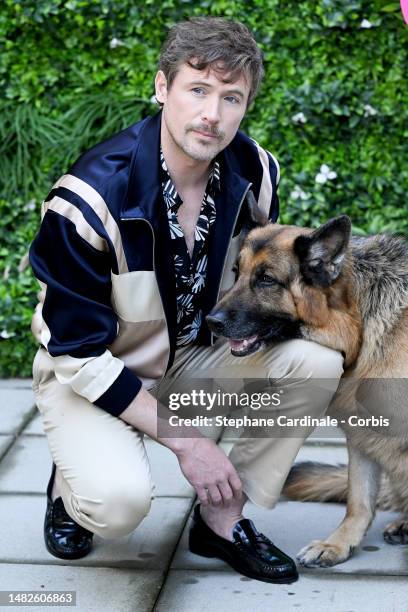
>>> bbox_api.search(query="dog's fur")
[207,205,408,567]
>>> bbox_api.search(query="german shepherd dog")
[206,200,408,567]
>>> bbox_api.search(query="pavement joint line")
[0,437,16,462]
[19,433,46,438]
[151,497,197,612]
[157,564,408,578]
[0,406,37,462]
[0,558,405,578]
[0,492,195,499]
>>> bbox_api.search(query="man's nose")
[201,97,221,125]
[206,309,229,335]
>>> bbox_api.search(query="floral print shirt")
[160,147,219,347]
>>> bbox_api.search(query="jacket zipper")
[211,182,252,344]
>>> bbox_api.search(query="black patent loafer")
[44,463,93,560]
[188,504,298,584]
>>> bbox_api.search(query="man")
[29,16,343,584]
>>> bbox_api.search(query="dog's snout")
[206,310,229,335]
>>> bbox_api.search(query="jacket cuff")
[93,366,142,416]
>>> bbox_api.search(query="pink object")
[401,0,408,25]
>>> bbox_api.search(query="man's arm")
[119,387,242,506]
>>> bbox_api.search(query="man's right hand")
[119,387,242,505]
[173,437,243,506]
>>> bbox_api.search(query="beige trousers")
[32,338,343,539]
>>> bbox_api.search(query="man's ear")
[154,70,168,105]
[240,190,269,241]
[294,215,351,287]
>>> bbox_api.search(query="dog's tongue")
[229,336,258,351]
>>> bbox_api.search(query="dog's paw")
[296,540,353,567]
[383,519,408,545]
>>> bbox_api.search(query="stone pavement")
[1,379,407,612]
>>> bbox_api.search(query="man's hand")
[119,387,242,505]
[174,437,243,506]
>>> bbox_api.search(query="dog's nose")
[206,310,228,335]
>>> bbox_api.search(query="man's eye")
[192,87,205,95]
[225,96,240,104]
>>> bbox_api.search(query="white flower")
[0,329,15,339]
[360,19,373,28]
[315,164,337,184]
[109,37,125,49]
[291,112,307,124]
[290,186,310,200]
[24,199,36,211]
[363,104,378,117]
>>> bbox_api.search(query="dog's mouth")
[228,335,262,356]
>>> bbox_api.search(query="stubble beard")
[168,120,227,162]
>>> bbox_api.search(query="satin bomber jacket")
[29,111,280,417]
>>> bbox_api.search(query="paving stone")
[0,563,163,612]
[0,378,33,389]
[171,500,406,576]
[23,413,45,435]
[0,388,36,434]
[0,495,192,569]
[0,435,193,498]
[0,435,14,460]
[155,570,408,612]
[145,439,194,498]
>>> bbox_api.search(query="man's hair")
[158,17,264,107]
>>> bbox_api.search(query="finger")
[217,480,234,506]
[228,473,243,499]
[196,486,210,506]
[207,485,222,506]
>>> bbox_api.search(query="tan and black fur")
[207,206,408,567]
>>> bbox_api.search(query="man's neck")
[160,122,211,194]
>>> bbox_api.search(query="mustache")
[187,124,225,140]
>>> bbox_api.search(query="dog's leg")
[296,444,381,567]
[383,477,408,544]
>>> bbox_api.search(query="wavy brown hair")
[158,17,264,107]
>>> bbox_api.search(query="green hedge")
[1,0,407,376]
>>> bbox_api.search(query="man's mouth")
[228,335,262,356]
[193,129,218,139]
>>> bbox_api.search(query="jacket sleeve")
[29,199,142,417]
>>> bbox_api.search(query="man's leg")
[166,338,343,538]
[33,348,153,541]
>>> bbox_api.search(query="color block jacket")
[29,111,280,417]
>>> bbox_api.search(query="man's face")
[155,62,250,162]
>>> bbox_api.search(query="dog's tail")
[282,461,399,511]
[283,462,348,503]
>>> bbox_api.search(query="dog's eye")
[232,264,239,278]
[259,273,277,286]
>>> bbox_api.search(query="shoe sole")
[189,539,298,584]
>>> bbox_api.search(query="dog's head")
[206,206,352,356]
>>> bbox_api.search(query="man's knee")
[72,478,152,539]
[270,339,344,380]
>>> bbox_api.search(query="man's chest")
[176,192,205,257]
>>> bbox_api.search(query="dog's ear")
[240,190,269,240]
[294,215,351,287]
